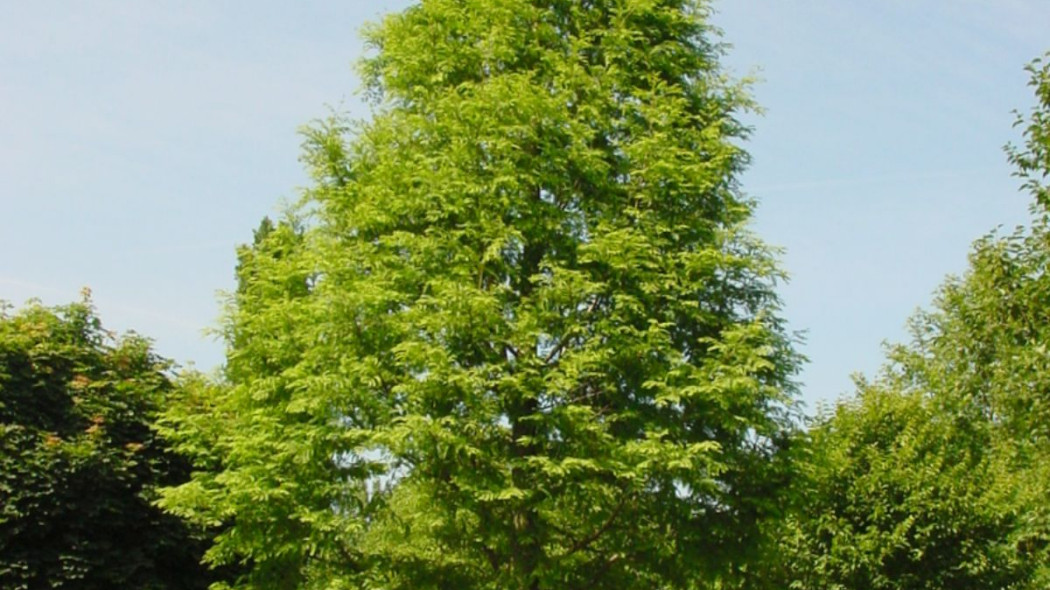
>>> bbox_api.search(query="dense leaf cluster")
[0,299,216,589]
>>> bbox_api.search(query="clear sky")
[2,1,1047,411]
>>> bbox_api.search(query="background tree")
[0,297,217,589]
[768,384,1039,590]
[767,55,1050,590]
[162,1,802,588]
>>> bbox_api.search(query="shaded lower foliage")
[0,298,223,589]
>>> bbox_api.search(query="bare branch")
[559,491,631,559]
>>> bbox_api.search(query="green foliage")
[162,1,801,588]
[0,298,217,589]
[768,55,1050,590]
[772,387,1036,590]
[1008,53,1050,212]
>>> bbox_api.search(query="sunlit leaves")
[162,1,801,588]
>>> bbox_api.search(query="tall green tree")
[162,1,801,588]
[0,298,217,589]
[768,55,1050,590]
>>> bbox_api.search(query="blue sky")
[2,1,1047,410]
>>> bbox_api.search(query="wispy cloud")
[747,166,1006,195]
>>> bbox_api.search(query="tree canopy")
[0,298,217,589]
[161,1,802,588]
